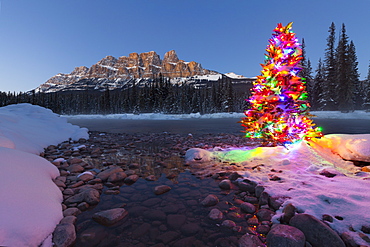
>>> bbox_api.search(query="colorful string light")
[240,22,322,146]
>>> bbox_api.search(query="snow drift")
[0,103,88,246]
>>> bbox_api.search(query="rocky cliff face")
[38,50,217,92]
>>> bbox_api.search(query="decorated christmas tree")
[240,22,322,146]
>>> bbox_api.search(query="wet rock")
[219,179,232,190]
[77,202,89,211]
[53,223,76,247]
[92,208,128,226]
[108,171,127,183]
[132,222,151,239]
[322,214,334,223]
[124,174,139,184]
[257,224,271,235]
[228,172,241,181]
[128,163,140,169]
[78,172,94,182]
[54,179,66,188]
[96,166,124,181]
[142,198,162,207]
[255,185,265,197]
[68,158,83,165]
[145,175,157,181]
[144,209,167,221]
[243,196,258,204]
[76,225,107,246]
[60,216,77,225]
[173,236,196,247]
[154,185,171,195]
[104,189,120,195]
[269,196,284,210]
[238,181,255,193]
[259,191,270,205]
[167,214,186,230]
[63,207,81,217]
[68,164,84,173]
[200,194,219,207]
[156,231,180,244]
[64,188,100,205]
[180,223,201,236]
[341,232,359,247]
[266,224,305,247]
[289,214,345,247]
[240,202,256,214]
[361,225,370,234]
[247,217,259,226]
[239,233,265,247]
[221,220,236,229]
[208,208,223,221]
[281,203,296,224]
[256,208,275,221]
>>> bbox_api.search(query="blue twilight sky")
[0,0,369,92]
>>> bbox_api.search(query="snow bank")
[0,103,89,154]
[0,104,89,246]
[64,110,370,120]
[185,134,370,241]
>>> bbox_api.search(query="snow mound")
[0,104,89,246]
[0,103,89,154]
[0,148,62,246]
[185,134,370,241]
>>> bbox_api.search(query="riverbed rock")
[65,188,100,205]
[240,202,256,214]
[218,179,232,190]
[289,214,345,247]
[239,233,265,247]
[63,207,81,217]
[96,166,124,181]
[167,214,186,229]
[256,208,275,221]
[124,174,139,184]
[107,171,127,183]
[92,208,128,226]
[154,185,171,195]
[208,208,223,221]
[53,223,76,247]
[266,224,305,247]
[200,194,219,206]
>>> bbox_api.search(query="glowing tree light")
[240,22,322,146]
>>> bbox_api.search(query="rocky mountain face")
[37,50,217,93]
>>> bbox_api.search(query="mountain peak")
[37,50,218,93]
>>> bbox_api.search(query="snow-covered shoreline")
[63,110,370,120]
[0,104,88,246]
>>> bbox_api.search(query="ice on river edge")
[0,103,88,246]
[185,134,370,245]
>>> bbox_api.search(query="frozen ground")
[0,104,88,246]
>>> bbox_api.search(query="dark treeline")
[0,75,251,115]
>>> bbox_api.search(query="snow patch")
[185,134,370,240]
